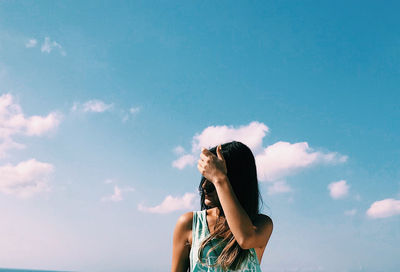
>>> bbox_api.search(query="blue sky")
[0,1,399,271]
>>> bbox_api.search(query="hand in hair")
[197,145,227,184]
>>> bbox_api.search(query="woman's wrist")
[213,174,229,186]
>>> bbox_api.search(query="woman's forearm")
[214,175,255,247]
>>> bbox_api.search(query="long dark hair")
[197,141,264,270]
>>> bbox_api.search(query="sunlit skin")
[202,181,220,208]
[171,145,273,272]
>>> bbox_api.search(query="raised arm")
[197,145,273,250]
[213,176,273,249]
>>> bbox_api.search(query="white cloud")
[83,100,113,113]
[72,100,141,124]
[267,180,292,195]
[172,154,196,169]
[172,121,268,170]
[101,186,123,202]
[25,112,62,136]
[0,93,62,158]
[344,209,357,216]
[0,158,54,198]
[121,106,141,122]
[41,37,66,56]
[256,142,347,182]
[71,100,113,113]
[129,107,140,114]
[191,121,268,154]
[138,192,196,214]
[172,121,347,195]
[101,185,135,202]
[328,180,349,199]
[366,198,400,219]
[0,138,25,158]
[25,39,37,48]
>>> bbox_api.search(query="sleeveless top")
[189,210,262,272]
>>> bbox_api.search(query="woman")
[172,141,273,271]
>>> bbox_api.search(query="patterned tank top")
[189,210,262,272]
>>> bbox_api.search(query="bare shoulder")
[254,213,273,229]
[178,212,193,228]
[173,211,194,246]
[174,211,194,233]
[249,214,273,254]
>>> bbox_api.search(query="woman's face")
[202,180,220,208]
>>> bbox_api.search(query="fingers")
[199,146,225,169]
[200,146,220,160]
[197,159,205,168]
[197,161,205,175]
[216,145,225,161]
[200,152,208,161]
[201,147,214,156]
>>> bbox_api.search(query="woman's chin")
[204,199,215,207]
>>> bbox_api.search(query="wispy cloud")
[71,99,113,113]
[25,39,37,48]
[83,100,113,113]
[172,121,347,195]
[26,37,65,56]
[129,107,140,114]
[266,180,292,195]
[366,198,400,219]
[122,106,141,122]
[0,158,54,198]
[138,192,196,214]
[0,138,25,159]
[101,186,122,202]
[328,180,349,199]
[171,146,193,169]
[41,37,66,56]
[0,93,62,158]
[256,141,347,182]
[101,185,135,202]
[72,100,141,124]
[172,154,196,170]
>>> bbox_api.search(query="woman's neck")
[210,206,223,218]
